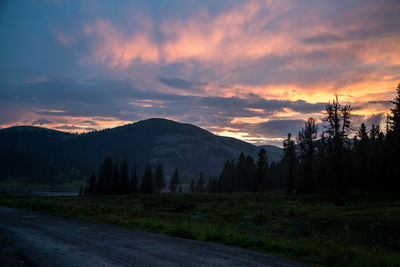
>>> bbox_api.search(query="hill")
[0,118,282,184]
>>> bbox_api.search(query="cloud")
[1,0,399,145]
[302,33,344,44]
[83,20,159,67]
[54,125,97,131]
[158,77,207,92]
[32,118,52,125]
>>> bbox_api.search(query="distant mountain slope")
[0,118,282,183]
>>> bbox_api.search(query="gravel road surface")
[0,206,306,266]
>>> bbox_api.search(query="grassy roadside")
[1,192,399,266]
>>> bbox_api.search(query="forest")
[82,83,400,197]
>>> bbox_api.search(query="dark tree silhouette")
[112,157,120,194]
[254,148,268,193]
[196,172,205,192]
[388,83,400,135]
[97,157,113,194]
[353,123,369,188]
[139,163,153,193]
[297,118,318,194]
[154,164,166,193]
[88,172,96,195]
[220,160,235,193]
[169,168,180,193]
[129,165,139,193]
[119,154,129,194]
[282,133,296,195]
[323,96,352,194]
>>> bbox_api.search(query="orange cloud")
[84,20,159,67]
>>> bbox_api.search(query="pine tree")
[119,154,129,194]
[243,155,256,191]
[112,157,120,194]
[235,152,246,192]
[323,96,352,194]
[129,165,139,193]
[297,118,318,194]
[387,83,400,191]
[154,164,166,193]
[97,157,113,195]
[139,163,153,193]
[219,160,235,193]
[169,168,180,193]
[196,172,204,193]
[388,83,400,135]
[354,123,369,189]
[88,172,96,195]
[254,148,268,193]
[282,133,296,195]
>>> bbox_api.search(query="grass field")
[1,192,399,266]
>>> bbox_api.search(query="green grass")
[0,177,82,191]
[1,192,400,266]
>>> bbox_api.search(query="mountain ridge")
[0,118,282,183]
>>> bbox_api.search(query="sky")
[1,0,399,146]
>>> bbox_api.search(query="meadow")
[1,192,399,266]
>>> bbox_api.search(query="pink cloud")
[84,20,159,67]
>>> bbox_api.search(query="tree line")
[279,83,400,195]
[79,154,182,195]
[81,83,400,196]
[189,83,400,195]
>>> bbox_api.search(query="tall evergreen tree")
[388,83,400,135]
[154,164,166,193]
[169,168,180,193]
[139,163,153,193]
[129,165,139,193]
[297,118,318,194]
[323,96,352,194]
[119,154,129,194]
[220,160,235,193]
[254,148,268,193]
[353,123,369,188]
[387,83,400,191]
[112,157,120,194]
[235,152,246,192]
[282,133,296,195]
[243,155,256,191]
[196,172,205,193]
[88,172,96,195]
[97,157,113,195]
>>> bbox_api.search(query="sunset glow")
[1,0,399,145]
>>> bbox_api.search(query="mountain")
[0,118,282,183]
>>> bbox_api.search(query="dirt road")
[0,206,306,266]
